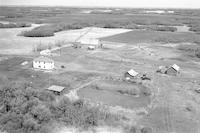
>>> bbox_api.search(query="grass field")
[78,80,151,109]
[101,30,200,44]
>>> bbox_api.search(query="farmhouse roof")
[171,64,180,71]
[46,85,65,92]
[88,45,95,49]
[34,56,54,63]
[127,69,139,77]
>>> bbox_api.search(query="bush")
[38,90,55,102]
[195,48,200,58]
[148,26,177,32]
[103,23,120,28]
[31,104,52,123]
[0,112,24,133]
[117,88,140,96]
[21,22,85,37]
[21,28,54,37]
[141,87,151,96]
[141,127,152,133]
[189,24,200,32]
[128,126,137,133]
[16,23,31,27]
[23,115,40,132]
[34,43,48,52]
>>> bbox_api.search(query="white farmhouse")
[33,56,54,70]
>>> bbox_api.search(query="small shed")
[88,45,95,50]
[46,85,65,95]
[165,64,180,75]
[125,69,139,80]
[40,49,51,56]
[33,56,54,70]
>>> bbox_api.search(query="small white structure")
[128,69,139,77]
[167,11,174,14]
[165,64,180,75]
[171,64,180,71]
[46,85,65,95]
[78,38,99,45]
[88,45,95,50]
[21,61,28,66]
[33,56,54,70]
[125,69,139,80]
[145,10,165,14]
[40,49,51,56]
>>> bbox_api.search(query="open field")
[101,30,200,44]
[78,80,151,109]
[1,36,200,133]
[0,6,200,133]
[52,35,200,133]
[0,24,130,54]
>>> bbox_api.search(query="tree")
[23,114,40,132]
[31,104,52,124]
[195,48,200,58]
[141,127,152,133]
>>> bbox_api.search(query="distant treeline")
[20,23,86,37]
[21,21,178,37]
[0,22,31,28]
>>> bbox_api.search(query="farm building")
[157,66,168,74]
[78,38,99,45]
[33,56,54,70]
[46,85,65,95]
[40,49,51,56]
[88,45,95,50]
[165,64,180,75]
[125,69,139,80]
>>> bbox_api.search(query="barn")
[165,64,180,75]
[124,69,139,80]
[33,56,54,70]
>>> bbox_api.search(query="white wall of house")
[33,61,54,70]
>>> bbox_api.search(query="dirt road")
[65,78,100,101]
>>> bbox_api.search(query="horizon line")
[0,5,200,10]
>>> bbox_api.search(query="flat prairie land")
[78,80,151,109]
[101,30,200,44]
[0,25,130,54]
[0,7,200,133]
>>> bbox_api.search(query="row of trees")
[21,20,178,37]
[0,23,31,28]
[21,23,87,37]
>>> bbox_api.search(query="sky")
[0,0,200,8]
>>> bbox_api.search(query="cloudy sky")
[0,0,200,8]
